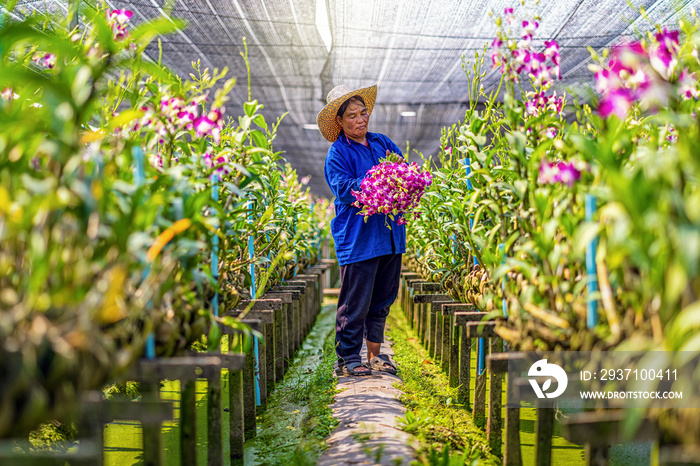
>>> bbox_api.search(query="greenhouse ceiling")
[8,0,694,197]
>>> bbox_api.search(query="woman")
[317,84,405,376]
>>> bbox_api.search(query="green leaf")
[244,100,259,117]
[669,301,700,342]
[71,65,93,106]
[573,222,601,256]
[514,179,528,199]
[257,204,274,228]
[207,321,222,351]
[250,129,268,150]
[472,134,487,147]
[220,316,241,329]
[678,333,700,352]
[21,174,57,194]
[665,260,688,309]
[253,114,267,130]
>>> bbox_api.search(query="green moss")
[103,381,141,400]
[247,299,339,465]
[518,404,585,465]
[388,303,586,466]
[102,299,339,466]
[248,334,338,464]
[387,305,500,465]
[28,420,77,452]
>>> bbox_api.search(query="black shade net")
[7,0,693,197]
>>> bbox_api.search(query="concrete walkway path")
[317,337,418,466]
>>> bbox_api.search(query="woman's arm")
[325,153,364,204]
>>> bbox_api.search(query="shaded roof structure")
[8,0,694,197]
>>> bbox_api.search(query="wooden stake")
[458,326,471,408]
[535,403,554,466]
[229,337,245,466]
[207,367,222,466]
[180,380,197,466]
[473,343,488,429]
[486,339,503,457]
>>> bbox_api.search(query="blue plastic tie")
[254,336,261,406]
[248,200,256,298]
[293,213,298,277]
[133,146,145,185]
[478,339,485,375]
[464,157,474,191]
[585,194,599,328]
[464,157,485,374]
[132,146,156,359]
[211,174,219,317]
[500,243,507,318]
[464,158,479,266]
[247,199,261,405]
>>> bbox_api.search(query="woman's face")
[336,100,369,141]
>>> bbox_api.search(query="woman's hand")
[387,149,406,163]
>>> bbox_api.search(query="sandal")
[369,354,397,375]
[336,360,372,377]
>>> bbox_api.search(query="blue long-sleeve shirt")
[324,132,407,265]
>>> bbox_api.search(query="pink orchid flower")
[109,9,133,25]
[598,88,634,119]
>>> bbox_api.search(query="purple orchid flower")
[598,88,634,119]
[538,160,558,184]
[554,162,581,187]
[109,9,133,24]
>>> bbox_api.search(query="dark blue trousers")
[335,253,402,365]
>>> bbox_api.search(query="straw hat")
[316,84,377,142]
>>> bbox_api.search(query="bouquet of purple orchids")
[351,152,432,228]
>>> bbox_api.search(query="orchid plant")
[0,4,332,438]
[406,4,700,447]
[407,6,591,347]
